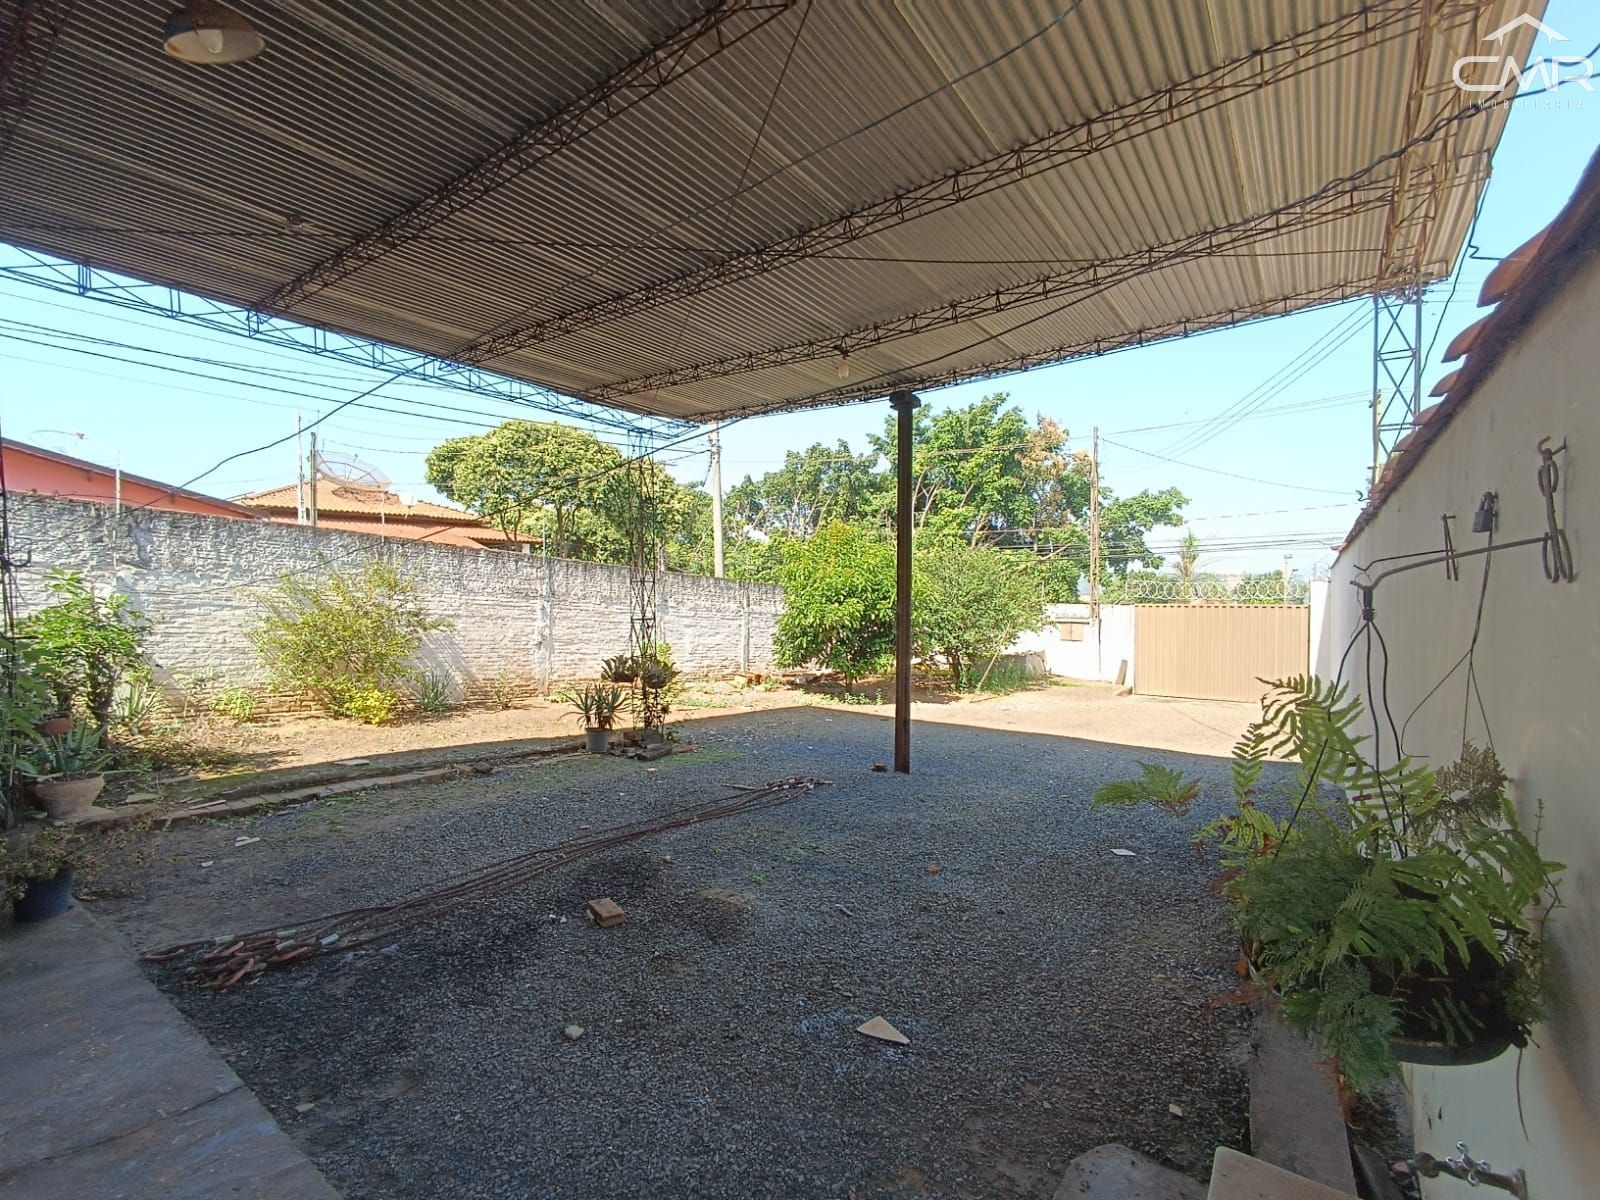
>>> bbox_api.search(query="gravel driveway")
[93,706,1275,1199]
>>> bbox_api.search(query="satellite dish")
[313,450,390,491]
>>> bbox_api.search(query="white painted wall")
[11,495,782,703]
[1010,603,1137,686]
[1322,250,1599,1199]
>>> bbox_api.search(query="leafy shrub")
[775,523,896,682]
[250,562,447,721]
[211,687,258,724]
[1,643,52,822]
[913,539,1041,690]
[329,684,402,726]
[488,671,518,710]
[413,673,455,715]
[19,570,149,724]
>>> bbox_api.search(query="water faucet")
[1413,1143,1528,1199]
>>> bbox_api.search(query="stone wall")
[10,494,782,703]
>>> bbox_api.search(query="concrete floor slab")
[1208,1147,1358,1198]
[1247,1005,1357,1194]
[1053,1143,1206,1200]
[0,907,337,1199]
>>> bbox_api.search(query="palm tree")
[1176,528,1201,602]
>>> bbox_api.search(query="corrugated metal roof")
[0,0,1540,423]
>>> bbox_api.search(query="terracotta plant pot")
[30,774,106,820]
[584,728,612,754]
[13,868,75,922]
[40,715,73,737]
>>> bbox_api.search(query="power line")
[1157,305,1371,459]
[1098,436,1358,496]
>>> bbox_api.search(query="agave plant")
[557,683,629,731]
[18,723,114,781]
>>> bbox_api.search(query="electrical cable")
[1098,436,1356,496]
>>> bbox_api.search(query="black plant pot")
[13,868,74,923]
[1389,1029,1518,1068]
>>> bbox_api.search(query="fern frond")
[1092,762,1200,814]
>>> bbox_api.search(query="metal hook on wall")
[1536,436,1574,583]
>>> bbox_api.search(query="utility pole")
[1088,426,1101,621]
[295,413,306,524]
[1282,554,1293,606]
[307,431,319,529]
[708,421,725,578]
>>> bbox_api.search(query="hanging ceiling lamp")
[163,1,265,65]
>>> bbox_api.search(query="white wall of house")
[11,494,782,703]
[1010,603,1137,686]
[1322,248,1599,1198]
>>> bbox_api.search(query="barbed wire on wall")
[1103,575,1311,605]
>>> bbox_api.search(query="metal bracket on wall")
[1536,437,1574,583]
[1440,513,1459,581]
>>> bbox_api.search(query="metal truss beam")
[459,0,1422,365]
[260,1,793,319]
[0,0,75,163]
[713,280,1375,423]
[1371,291,1422,483]
[591,178,1403,402]
[0,244,687,436]
[1373,0,1483,295]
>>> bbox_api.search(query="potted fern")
[1094,677,1562,1094]
[19,723,114,819]
[559,683,628,753]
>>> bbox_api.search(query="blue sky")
[3,2,1596,575]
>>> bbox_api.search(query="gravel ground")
[91,707,1287,1199]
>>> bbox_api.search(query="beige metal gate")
[1134,605,1310,702]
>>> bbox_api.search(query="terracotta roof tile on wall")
[1478,229,1548,305]
[240,480,488,524]
[1442,315,1486,362]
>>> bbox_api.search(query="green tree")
[726,440,879,540]
[427,421,622,556]
[426,420,708,565]
[1175,528,1202,600]
[773,522,896,682]
[913,539,1042,690]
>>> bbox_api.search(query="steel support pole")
[890,389,920,774]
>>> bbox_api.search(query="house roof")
[0,437,261,517]
[1343,148,1600,546]
[238,480,491,525]
[304,515,528,551]
[0,1,1534,425]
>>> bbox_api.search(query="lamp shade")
[163,1,264,65]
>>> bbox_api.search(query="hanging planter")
[1094,681,1563,1095]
